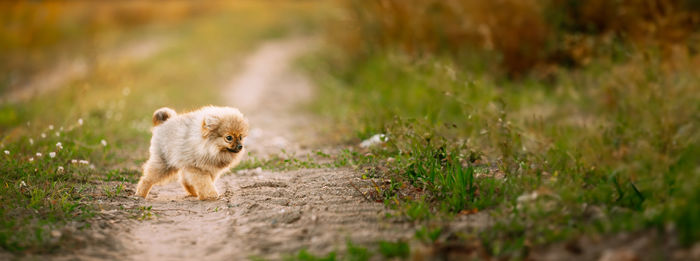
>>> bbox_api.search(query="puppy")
[135,106,249,200]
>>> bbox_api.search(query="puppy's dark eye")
[225,135,233,141]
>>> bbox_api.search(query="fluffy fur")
[135,106,249,200]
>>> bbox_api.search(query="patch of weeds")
[284,249,336,261]
[103,169,139,183]
[103,183,127,198]
[284,240,406,261]
[130,206,154,221]
[233,154,269,170]
[378,240,410,259]
[403,199,433,221]
[415,226,442,244]
[234,149,378,172]
[345,241,371,261]
[235,153,323,172]
[380,122,523,218]
[368,178,402,203]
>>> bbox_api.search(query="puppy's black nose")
[236,144,243,150]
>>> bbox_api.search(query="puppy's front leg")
[184,168,219,200]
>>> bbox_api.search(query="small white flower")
[57,166,64,174]
[3,150,8,155]
[59,126,64,131]
[79,160,89,165]
[28,157,34,162]
[55,132,60,137]
[71,159,78,164]
[41,133,46,138]
[36,152,42,157]
[78,118,84,126]
[56,142,63,150]
[19,180,27,187]
[517,192,539,203]
[89,164,95,170]
[100,140,107,147]
[29,138,34,145]
[49,152,56,158]
[48,125,54,130]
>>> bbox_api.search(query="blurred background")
[2,1,211,97]
[2,0,699,97]
[332,0,700,76]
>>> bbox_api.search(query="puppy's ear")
[201,115,220,137]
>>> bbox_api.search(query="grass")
[305,40,700,258]
[0,1,326,254]
[235,148,378,172]
[282,240,409,261]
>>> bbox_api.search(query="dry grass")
[331,0,700,76]
[0,1,221,93]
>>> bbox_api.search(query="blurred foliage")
[0,1,220,93]
[331,0,700,76]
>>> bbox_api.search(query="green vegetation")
[283,240,409,261]
[0,1,323,254]
[235,149,377,172]
[308,50,700,257]
[306,0,700,258]
[377,240,410,259]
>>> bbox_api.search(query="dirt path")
[59,37,411,260]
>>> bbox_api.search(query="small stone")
[51,230,62,238]
[280,210,302,224]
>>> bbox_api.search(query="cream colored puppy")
[135,106,248,200]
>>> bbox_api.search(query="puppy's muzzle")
[227,143,243,153]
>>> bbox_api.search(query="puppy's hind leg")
[183,168,219,200]
[179,171,198,197]
[135,159,177,198]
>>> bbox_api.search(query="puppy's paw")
[197,191,219,201]
[134,191,148,199]
[198,195,219,201]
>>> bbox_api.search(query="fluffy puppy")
[135,106,249,200]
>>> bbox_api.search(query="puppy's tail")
[152,107,177,126]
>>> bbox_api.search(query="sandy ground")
[45,37,413,261]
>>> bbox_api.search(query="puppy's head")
[201,107,249,155]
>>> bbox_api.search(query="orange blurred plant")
[332,0,700,76]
